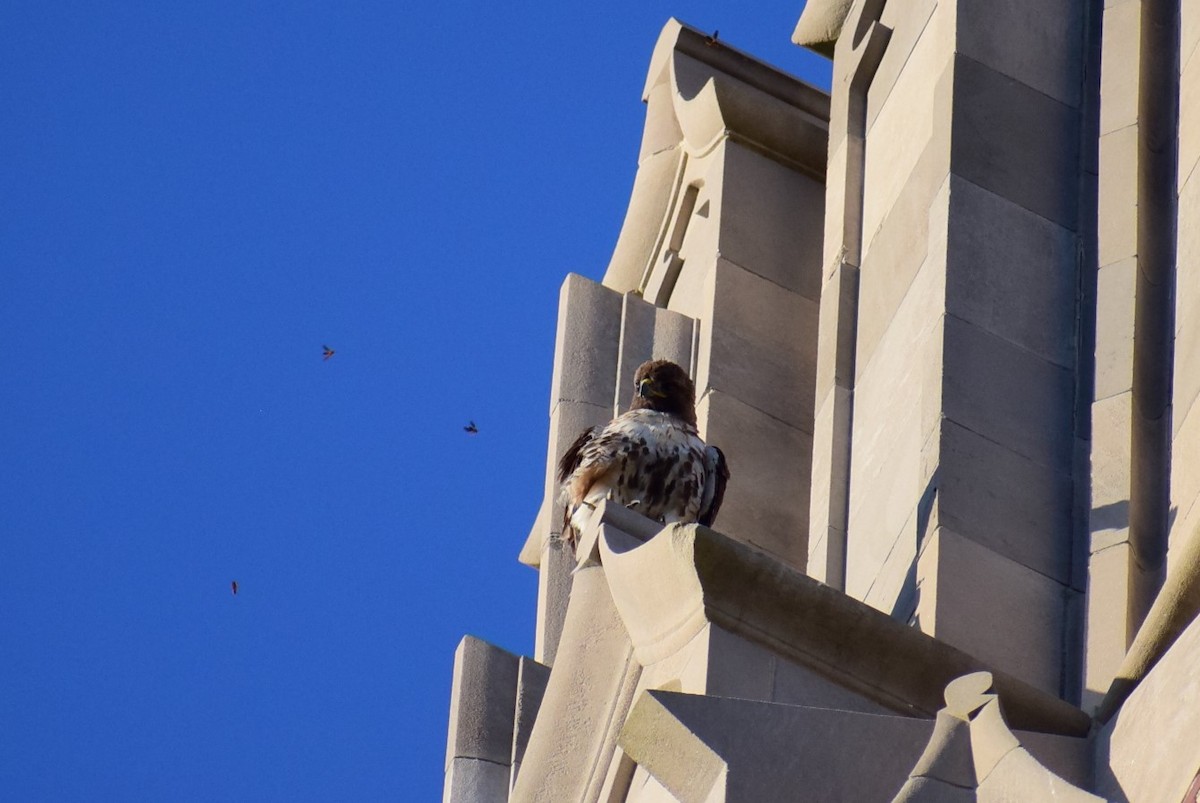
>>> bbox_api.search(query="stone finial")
[892,673,1099,802]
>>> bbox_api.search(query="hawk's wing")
[698,445,730,527]
[556,425,600,485]
[556,425,609,546]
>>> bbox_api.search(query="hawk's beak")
[638,378,664,399]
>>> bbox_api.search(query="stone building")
[444,2,1200,800]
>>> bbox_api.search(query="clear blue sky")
[1,3,830,799]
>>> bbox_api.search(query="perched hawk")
[557,359,730,545]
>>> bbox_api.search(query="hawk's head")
[630,360,697,425]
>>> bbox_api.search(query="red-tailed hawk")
[557,360,730,545]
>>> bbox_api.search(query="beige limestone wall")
[1096,611,1200,802]
[813,0,1091,697]
[1172,0,1200,572]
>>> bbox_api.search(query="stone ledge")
[589,502,1091,736]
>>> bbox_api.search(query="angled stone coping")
[646,18,829,172]
[600,17,830,295]
[791,0,854,56]
[592,507,1091,736]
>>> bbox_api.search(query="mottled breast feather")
[558,408,729,540]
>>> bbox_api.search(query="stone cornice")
[585,502,1092,737]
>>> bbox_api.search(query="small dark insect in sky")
[322,345,335,361]
[704,30,719,46]
[464,421,479,435]
[231,580,238,596]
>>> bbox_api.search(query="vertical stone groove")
[1128,0,1180,634]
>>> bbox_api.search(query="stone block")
[1094,258,1138,401]
[1181,53,1200,193]
[950,55,1080,230]
[975,744,1102,802]
[1169,401,1200,560]
[1185,0,1200,76]
[621,692,935,803]
[807,526,829,579]
[1018,730,1095,792]
[704,258,816,376]
[847,406,924,600]
[814,261,859,405]
[1169,496,1200,575]
[1083,542,1135,712]
[445,636,519,770]
[861,506,922,620]
[867,0,940,132]
[1095,610,1200,803]
[893,777,977,802]
[1091,392,1133,552]
[941,313,1074,471]
[1174,318,1200,439]
[936,420,1073,583]
[444,757,510,803]
[1176,172,1200,338]
[1099,0,1141,136]
[1098,124,1139,267]
[955,0,1085,108]
[548,273,622,414]
[771,651,892,715]
[822,137,850,270]
[847,270,943,605]
[915,527,1066,694]
[664,255,718,325]
[863,11,953,240]
[534,536,574,665]
[944,175,1078,369]
[512,565,640,803]
[644,187,702,309]
[703,624,776,702]
[696,389,811,567]
[1180,248,1200,354]
[509,657,551,791]
[716,142,825,301]
[627,769,682,802]
[808,384,852,582]
[647,625,712,696]
[857,142,951,373]
[696,259,818,432]
[638,80,684,164]
[603,145,687,293]
[852,251,944,460]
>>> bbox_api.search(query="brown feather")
[699,446,730,527]
[557,426,598,485]
[629,360,697,426]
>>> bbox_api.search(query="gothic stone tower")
[443,2,1200,800]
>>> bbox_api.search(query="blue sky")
[1,3,830,799]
